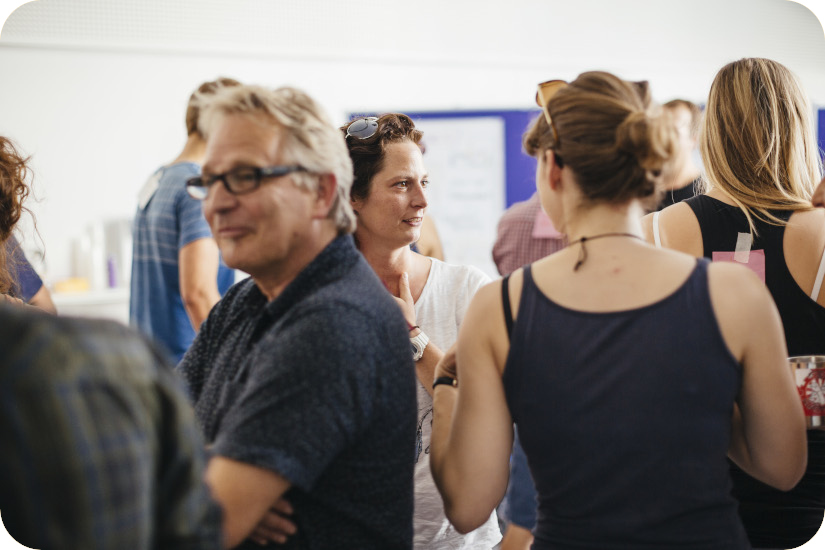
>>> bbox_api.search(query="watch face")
[410,332,428,361]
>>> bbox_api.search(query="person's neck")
[254,225,338,302]
[171,134,207,165]
[664,162,700,191]
[562,201,645,244]
[705,186,737,205]
[357,238,414,297]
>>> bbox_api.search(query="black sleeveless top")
[687,194,825,548]
[685,194,825,356]
[502,262,749,549]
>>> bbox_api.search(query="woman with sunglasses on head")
[642,58,825,549]
[341,114,502,550]
[429,71,806,549]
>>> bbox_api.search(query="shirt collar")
[262,234,360,319]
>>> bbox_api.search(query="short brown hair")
[663,99,702,140]
[340,114,424,202]
[524,71,677,206]
[185,77,241,138]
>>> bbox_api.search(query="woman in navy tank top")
[643,58,825,549]
[429,71,807,549]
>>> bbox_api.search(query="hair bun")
[615,109,675,178]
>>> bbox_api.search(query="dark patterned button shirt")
[178,235,416,550]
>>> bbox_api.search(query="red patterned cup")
[792,356,825,428]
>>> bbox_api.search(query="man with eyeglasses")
[177,84,416,550]
[130,78,240,364]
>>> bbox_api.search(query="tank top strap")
[501,273,513,341]
[689,257,711,293]
[652,211,662,248]
[811,244,825,301]
[502,265,537,342]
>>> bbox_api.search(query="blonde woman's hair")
[198,85,356,235]
[700,58,823,234]
[524,71,677,208]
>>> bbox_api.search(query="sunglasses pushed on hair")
[536,79,567,145]
[346,117,379,140]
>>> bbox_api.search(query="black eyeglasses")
[186,165,308,200]
[346,117,379,140]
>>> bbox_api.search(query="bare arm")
[430,282,513,533]
[710,263,807,490]
[394,271,443,396]
[205,456,292,548]
[179,237,222,331]
[28,285,57,314]
[500,524,534,550]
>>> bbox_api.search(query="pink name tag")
[712,249,766,282]
[532,209,563,239]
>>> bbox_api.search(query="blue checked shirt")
[0,305,221,550]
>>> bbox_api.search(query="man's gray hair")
[198,85,356,235]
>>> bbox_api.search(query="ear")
[547,150,563,191]
[312,173,338,219]
[350,194,361,216]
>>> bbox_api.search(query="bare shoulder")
[785,208,825,254]
[469,268,522,311]
[707,261,777,360]
[785,208,825,248]
[707,261,769,302]
[787,206,825,227]
[464,268,525,331]
[652,202,703,256]
[785,208,825,303]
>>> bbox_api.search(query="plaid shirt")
[0,305,221,550]
[492,193,567,276]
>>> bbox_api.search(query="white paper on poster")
[412,116,506,278]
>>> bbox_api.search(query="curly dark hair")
[340,113,423,201]
[0,137,32,294]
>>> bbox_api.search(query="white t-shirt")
[413,258,501,549]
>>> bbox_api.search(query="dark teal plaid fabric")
[0,305,221,550]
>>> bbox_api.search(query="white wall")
[0,0,823,285]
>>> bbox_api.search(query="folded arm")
[205,455,292,548]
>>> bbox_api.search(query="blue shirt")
[6,236,43,302]
[130,162,234,363]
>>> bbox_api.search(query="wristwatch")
[410,330,429,361]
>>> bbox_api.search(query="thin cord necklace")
[567,232,643,271]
